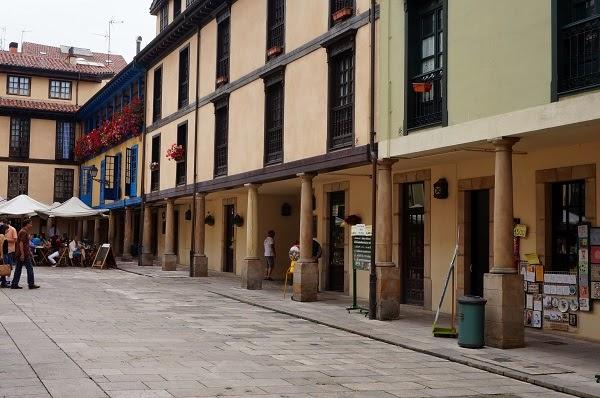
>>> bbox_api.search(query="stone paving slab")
[0,266,582,398]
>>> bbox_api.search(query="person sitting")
[68,236,85,264]
[30,234,42,247]
[47,235,62,267]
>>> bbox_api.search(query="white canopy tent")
[36,197,108,219]
[0,194,50,216]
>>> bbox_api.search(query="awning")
[37,197,108,219]
[0,194,50,216]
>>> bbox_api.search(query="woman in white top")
[263,230,276,281]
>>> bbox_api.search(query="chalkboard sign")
[92,244,116,269]
[351,224,372,271]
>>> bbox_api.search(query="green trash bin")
[458,295,487,348]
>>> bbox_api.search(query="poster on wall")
[578,224,592,310]
[590,227,600,303]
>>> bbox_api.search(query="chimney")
[9,42,18,54]
[136,36,143,55]
[68,47,77,65]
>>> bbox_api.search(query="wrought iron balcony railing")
[559,15,600,94]
[408,68,443,130]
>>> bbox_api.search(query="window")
[125,146,138,197]
[7,166,28,199]
[216,13,230,87]
[213,97,229,177]
[55,121,74,161]
[264,71,284,165]
[80,166,93,206]
[49,80,72,100]
[159,4,169,32]
[551,180,586,271]
[267,0,285,57]
[328,40,354,150]
[407,0,444,129]
[176,123,187,186]
[330,0,354,26]
[153,67,163,122]
[7,75,30,96]
[53,168,74,203]
[558,0,600,93]
[178,47,190,109]
[151,135,161,192]
[174,0,182,17]
[9,117,30,158]
[103,154,121,200]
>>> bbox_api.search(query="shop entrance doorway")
[468,189,490,297]
[402,182,425,305]
[328,191,345,292]
[224,204,235,273]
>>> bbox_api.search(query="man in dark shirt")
[11,219,39,290]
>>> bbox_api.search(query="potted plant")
[412,82,433,93]
[233,214,244,227]
[267,46,283,59]
[205,213,215,226]
[332,6,353,23]
[166,144,185,161]
[216,75,228,87]
[150,162,160,171]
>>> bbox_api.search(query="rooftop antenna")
[107,19,124,64]
[20,29,31,50]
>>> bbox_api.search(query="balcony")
[559,15,600,94]
[407,68,443,130]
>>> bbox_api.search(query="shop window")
[551,180,586,271]
[7,166,28,199]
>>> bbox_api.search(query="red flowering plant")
[75,97,143,160]
[166,143,185,161]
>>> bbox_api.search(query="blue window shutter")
[130,145,138,197]
[115,153,122,200]
[100,160,106,204]
[80,167,92,206]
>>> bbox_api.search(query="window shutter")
[130,145,138,197]
[114,153,122,200]
[100,160,106,204]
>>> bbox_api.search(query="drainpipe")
[368,0,378,320]
[189,26,201,276]
[138,69,148,267]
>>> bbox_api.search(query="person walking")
[11,219,39,290]
[3,219,17,284]
[264,230,276,281]
[0,224,11,288]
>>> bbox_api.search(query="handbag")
[0,264,10,277]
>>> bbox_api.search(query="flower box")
[412,82,433,93]
[216,75,228,87]
[332,6,353,23]
[267,46,283,59]
[166,144,185,161]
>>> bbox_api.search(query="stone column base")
[376,263,400,321]
[483,273,525,348]
[293,261,318,302]
[162,253,177,271]
[191,255,208,277]
[241,257,263,290]
[140,252,154,266]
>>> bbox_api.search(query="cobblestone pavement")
[0,268,579,398]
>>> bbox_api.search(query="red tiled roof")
[0,97,79,114]
[0,42,127,78]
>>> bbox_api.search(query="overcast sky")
[0,0,156,62]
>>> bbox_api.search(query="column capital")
[244,183,261,189]
[488,137,520,150]
[377,159,397,170]
[297,172,317,181]
[195,192,207,199]
[165,197,175,204]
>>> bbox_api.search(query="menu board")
[590,227,600,300]
[351,224,372,271]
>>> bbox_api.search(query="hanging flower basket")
[216,75,228,87]
[205,214,215,226]
[233,214,244,227]
[166,144,185,161]
[343,214,362,226]
[412,82,433,93]
[267,46,283,59]
[150,162,160,171]
[332,6,353,23]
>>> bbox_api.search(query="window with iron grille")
[407,0,444,129]
[174,0,182,17]
[267,0,285,56]
[328,42,354,150]
[159,4,169,32]
[178,47,190,109]
[264,75,284,165]
[558,0,600,93]
[9,117,30,158]
[53,168,74,203]
[7,75,30,96]
[330,0,354,26]
[176,122,187,186]
[213,98,229,177]
[7,166,28,199]
[49,80,72,100]
[55,121,74,161]
[153,67,163,122]
[151,135,161,192]
[216,14,230,86]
